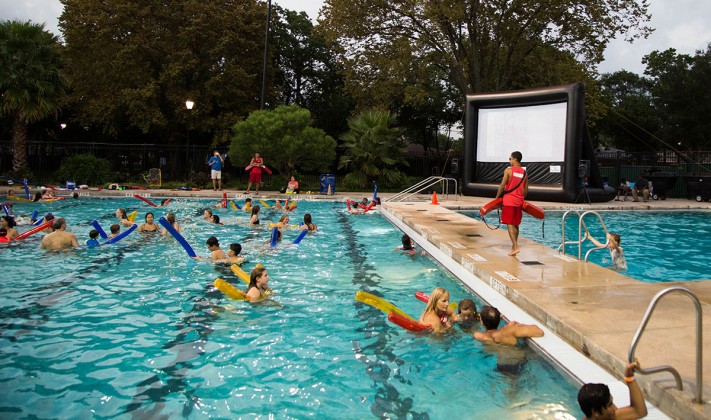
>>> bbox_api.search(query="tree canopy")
[0,20,67,174]
[59,0,266,146]
[320,0,652,98]
[229,105,336,176]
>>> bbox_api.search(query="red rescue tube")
[522,201,545,219]
[387,312,431,332]
[13,220,53,241]
[262,166,272,175]
[346,200,352,211]
[222,192,227,208]
[133,194,157,207]
[363,202,376,213]
[479,198,503,217]
[415,291,429,304]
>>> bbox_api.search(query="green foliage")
[338,109,408,188]
[59,0,265,145]
[229,105,337,175]
[321,0,652,99]
[0,20,67,172]
[54,154,114,185]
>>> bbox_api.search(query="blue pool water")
[1,198,581,418]
[461,210,711,282]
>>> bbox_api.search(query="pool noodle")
[91,220,109,239]
[133,194,157,207]
[32,213,52,226]
[13,220,53,241]
[214,278,248,300]
[259,200,272,208]
[373,182,378,202]
[270,227,279,248]
[2,204,10,216]
[292,229,308,244]
[229,200,241,210]
[157,216,197,257]
[127,211,138,222]
[23,178,30,200]
[30,210,38,221]
[102,224,137,245]
[222,192,227,208]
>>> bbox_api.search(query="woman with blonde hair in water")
[419,287,457,333]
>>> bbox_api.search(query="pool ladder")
[386,176,458,202]
[629,286,704,404]
[557,210,610,261]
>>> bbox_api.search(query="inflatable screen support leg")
[92,220,109,239]
[292,229,308,244]
[270,227,279,248]
[102,223,137,245]
[158,216,197,257]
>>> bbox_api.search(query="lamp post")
[185,100,194,173]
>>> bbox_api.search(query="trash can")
[646,171,677,200]
[684,174,711,202]
[319,173,336,195]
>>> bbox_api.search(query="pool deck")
[41,188,711,419]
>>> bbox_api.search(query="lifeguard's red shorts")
[249,170,262,183]
[501,206,522,226]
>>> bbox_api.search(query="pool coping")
[379,200,711,420]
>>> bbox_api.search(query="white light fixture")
[185,100,194,110]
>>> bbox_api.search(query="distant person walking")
[207,150,224,191]
[246,152,264,194]
[495,151,528,256]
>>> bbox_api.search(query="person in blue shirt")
[86,229,100,247]
[207,150,224,191]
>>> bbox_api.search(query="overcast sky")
[1,0,709,75]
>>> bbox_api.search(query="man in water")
[473,305,543,345]
[40,218,79,251]
[578,360,647,419]
[494,151,528,256]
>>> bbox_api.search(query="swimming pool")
[461,209,711,283]
[1,198,582,418]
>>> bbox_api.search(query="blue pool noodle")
[33,213,52,226]
[30,210,38,221]
[158,216,197,257]
[91,220,108,239]
[292,229,308,244]
[373,181,378,202]
[270,227,279,248]
[23,178,30,200]
[2,204,10,216]
[102,224,137,245]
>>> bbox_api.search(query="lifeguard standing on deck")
[495,151,528,256]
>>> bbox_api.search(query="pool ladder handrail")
[386,176,458,202]
[628,286,703,404]
[557,210,611,261]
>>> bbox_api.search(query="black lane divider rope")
[336,209,428,418]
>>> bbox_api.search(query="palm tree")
[0,20,67,175]
[338,109,408,188]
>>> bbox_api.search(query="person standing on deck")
[495,151,528,256]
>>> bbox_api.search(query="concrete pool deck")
[49,188,711,418]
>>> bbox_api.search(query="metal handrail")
[386,176,458,202]
[557,210,611,261]
[628,286,703,404]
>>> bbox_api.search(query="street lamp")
[260,0,272,109]
[185,100,194,172]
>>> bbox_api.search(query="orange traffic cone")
[431,191,439,205]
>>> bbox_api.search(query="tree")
[644,46,711,151]
[320,0,652,98]
[592,70,659,151]
[59,0,266,146]
[269,6,354,140]
[338,109,408,188]
[229,105,336,175]
[0,20,67,175]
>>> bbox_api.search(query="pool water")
[1,198,581,418]
[461,210,711,282]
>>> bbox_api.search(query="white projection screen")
[462,83,613,203]
[476,102,567,163]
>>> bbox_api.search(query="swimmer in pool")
[211,214,223,226]
[40,218,79,251]
[205,236,227,261]
[203,209,213,220]
[577,359,647,420]
[457,299,479,332]
[108,224,120,239]
[86,229,100,247]
[273,214,291,229]
[249,205,261,226]
[419,287,457,333]
[137,212,159,233]
[246,266,272,302]
[160,212,182,235]
[215,243,245,265]
[1,215,18,240]
[473,305,544,346]
[115,208,134,227]
[298,213,317,232]
[584,231,627,270]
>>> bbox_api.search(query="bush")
[54,154,114,186]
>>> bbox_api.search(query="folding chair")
[144,168,161,188]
